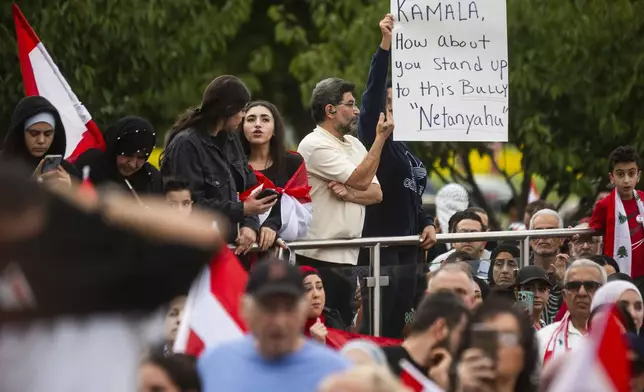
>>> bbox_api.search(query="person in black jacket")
[356,14,437,339]
[2,96,79,183]
[161,75,271,253]
[74,116,162,195]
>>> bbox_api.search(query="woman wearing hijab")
[161,75,266,253]
[300,266,401,349]
[2,96,79,183]
[591,280,644,332]
[74,116,162,195]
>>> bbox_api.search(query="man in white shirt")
[297,77,393,323]
[536,258,607,366]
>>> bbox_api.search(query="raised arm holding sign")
[390,0,509,142]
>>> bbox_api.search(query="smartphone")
[41,155,63,173]
[257,188,280,200]
[470,324,498,365]
[517,290,534,315]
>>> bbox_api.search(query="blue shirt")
[198,336,351,392]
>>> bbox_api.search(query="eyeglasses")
[572,236,601,245]
[497,331,521,347]
[564,281,602,293]
[336,101,358,109]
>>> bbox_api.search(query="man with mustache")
[297,77,394,324]
[536,259,607,365]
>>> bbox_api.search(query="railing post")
[373,242,382,337]
[520,237,530,268]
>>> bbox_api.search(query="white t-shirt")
[296,126,379,265]
[536,319,585,365]
[0,312,164,392]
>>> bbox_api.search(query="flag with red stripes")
[173,246,247,356]
[548,304,629,392]
[12,4,105,162]
[399,359,445,392]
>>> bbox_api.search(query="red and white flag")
[173,246,247,357]
[547,305,629,392]
[241,153,312,242]
[399,359,445,392]
[13,4,105,162]
[528,178,540,203]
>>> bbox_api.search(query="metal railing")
[240,227,598,336]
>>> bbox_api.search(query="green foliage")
[271,0,644,226]
[1,0,643,228]
[0,0,253,132]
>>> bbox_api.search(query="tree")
[0,0,253,138]
[270,0,644,228]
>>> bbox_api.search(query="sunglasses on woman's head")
[564,281,602,293]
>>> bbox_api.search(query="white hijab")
[590,280,642,312]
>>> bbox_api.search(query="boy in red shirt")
[589,146,644,278]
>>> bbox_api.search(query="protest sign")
[390,0,509,142]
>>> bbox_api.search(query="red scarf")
[304,315,402,349]
[239,152,311,203]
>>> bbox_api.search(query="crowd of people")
[2,12,644,392]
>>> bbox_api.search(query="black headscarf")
[487,244,521,287]
[1,96,78,176]
[74,116,162,195]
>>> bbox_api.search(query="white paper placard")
[390,0,509,142]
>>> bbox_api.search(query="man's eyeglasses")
[336,101,358,109]
[564,281,602,293]
[572,236,601,245]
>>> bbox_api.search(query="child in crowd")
[164,176,193,216]
[589,146,644,280]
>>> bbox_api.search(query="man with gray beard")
[296,78,393,325]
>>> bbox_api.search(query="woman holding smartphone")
[451,299,538,392]
[239,101,312,251]
[2,96,79,184]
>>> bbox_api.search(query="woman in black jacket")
[161,75,274,252]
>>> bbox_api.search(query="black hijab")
[2,96,78,177]
[74,116,162,195]
[487,244,521,287]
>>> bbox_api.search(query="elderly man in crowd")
[537,259,608,365]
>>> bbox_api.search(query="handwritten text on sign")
[390,0,509,142]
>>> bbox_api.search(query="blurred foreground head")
[0,161,48,244]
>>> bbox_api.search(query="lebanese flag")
[547,305,629,392]
[174,245,401,357]
[528,178,540,203]
[399,359,445,392]
[303,316,402,349]
[173,246,247,357]
[240,153,312,241]
[78,166,98,202]
[13,4,105,162]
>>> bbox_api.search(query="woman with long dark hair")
[161,76,274,253]
[451,298,538,392]
[239,101,312,250]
